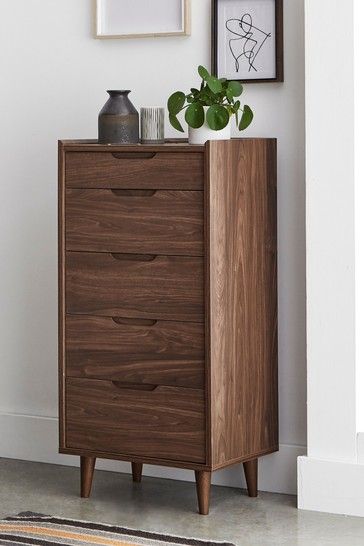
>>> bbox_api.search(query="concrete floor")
[1,459,364,546]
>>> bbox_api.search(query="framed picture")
[211,0,283,83]
[95,0,191,39]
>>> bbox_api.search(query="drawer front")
[66,315,205,389]
[66,252,204,322]
[65,152,204,190]
[66,189,204,256]
[66,377,205,463]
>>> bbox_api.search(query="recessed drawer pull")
[110,189,156,197]
[111,317,157,327]
[65,151,204,190]
[110,253,157,262]
[111,381,158,392]
[112,152,156,160]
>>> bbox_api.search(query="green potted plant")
[167,65,254,145]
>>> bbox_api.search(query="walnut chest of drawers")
[58,139,278,515]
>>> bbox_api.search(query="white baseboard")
[0,412,305,495]
[298,455,364,517]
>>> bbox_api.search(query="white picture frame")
[95,0,191,39]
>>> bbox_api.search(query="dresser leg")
[80,456,96,498]
[195,470,211,515]
[132,462,143,483]
[243,458,258,497]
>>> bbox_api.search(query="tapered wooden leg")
[80,456,96,498]
[132,462,143,483]
[243,458,258,497]
[195,470,211,515]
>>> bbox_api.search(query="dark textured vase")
[98,90,139,144]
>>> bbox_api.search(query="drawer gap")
[110,189,156,197]
[111,381,158,391]
[66,312,205,325]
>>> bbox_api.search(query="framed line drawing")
[211,0,283,83]
[95,0,191,39]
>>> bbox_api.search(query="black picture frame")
[211,0,284,83]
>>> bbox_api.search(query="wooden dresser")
[58,139,278,515]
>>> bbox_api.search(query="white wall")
[297,0,364,517]
[304,0,356,463]
[0,0,306,494]
[355,0,364,432]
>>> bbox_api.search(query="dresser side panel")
[58,142,66,449]
[208,139,278,468]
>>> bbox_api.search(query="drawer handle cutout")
[110,253,157,262]
[111,189,156,197]
[112,317,157,327]
[112,152,156,160]
[111,381,158,392]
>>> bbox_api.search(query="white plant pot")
[188,116,231,145]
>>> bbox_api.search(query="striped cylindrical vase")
[141,107,165,144]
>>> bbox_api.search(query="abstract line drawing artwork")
[212,0,283,83]
[225,13,271,74]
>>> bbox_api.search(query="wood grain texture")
[66,189,204,256]
[65,152,204,189]
[195,471,211,515]
[80,456,96,498]
[243,459,258,497]
[66,377,206,463]
[58,141,66,449]
[66,315,205,388]
[66,252,204,322]
[206,139,278,469]
[131,462,143,483]
[59,139,279,505]
[60,446,210,471]
[60,140,205,153]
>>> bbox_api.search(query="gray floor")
[1,459,364,546]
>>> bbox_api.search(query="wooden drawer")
[65,152,204,190]
[65,377,205,463]
[66,315,205,389]
[66,189,204,256]
[66,252,204,322]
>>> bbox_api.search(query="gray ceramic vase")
[98,90,139,144]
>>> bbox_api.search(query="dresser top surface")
[59,139,205,153]
[59,138,276,154]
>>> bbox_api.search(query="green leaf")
[233,100,241,113]
[206,104,230,130]
[198,65,210,80]
[221,80,229,92]
[206,76,223,94]
[226,88,234,102]
[169,113,184,133]
[228,81,243,97]
[185,102,205,129]
[167,92,186,115]
[239,105,254,131]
